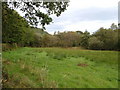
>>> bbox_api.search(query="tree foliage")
[39,24,119,50]
[2,3,28,44]
[88,36,104,50]
[92,27,118,50]
[2,3,35,46]
[8,1,69,29]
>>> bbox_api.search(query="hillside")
[30,27,50,36]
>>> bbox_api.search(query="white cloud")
[47,20,118,35]
[46,0,119,34]
[16,0,119,34]
[63,20,118,33]
[69,0,119,9]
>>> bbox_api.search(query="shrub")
[88,37,104,50]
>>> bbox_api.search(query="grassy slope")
[2,47,118,88]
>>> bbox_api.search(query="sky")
[17,0,119,34]
[119,1,120,23]
[43,0,119,34]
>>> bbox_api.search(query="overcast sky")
[42,0,119,34]
[119,1,120,23]
[17,0,119,34]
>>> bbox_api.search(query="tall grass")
[34,47,118,65]
[2,47,118,88]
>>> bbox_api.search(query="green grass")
[2,47,118,88]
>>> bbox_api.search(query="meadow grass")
[2,47,119,88]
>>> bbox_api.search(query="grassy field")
[2,47,119,88]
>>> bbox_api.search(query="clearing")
[2,47,118,88]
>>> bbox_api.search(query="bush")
[88,37,104,50]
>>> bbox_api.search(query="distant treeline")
[2,3,120,50]
[33,27,119,51]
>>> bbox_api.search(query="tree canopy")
[7,1,69,29]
